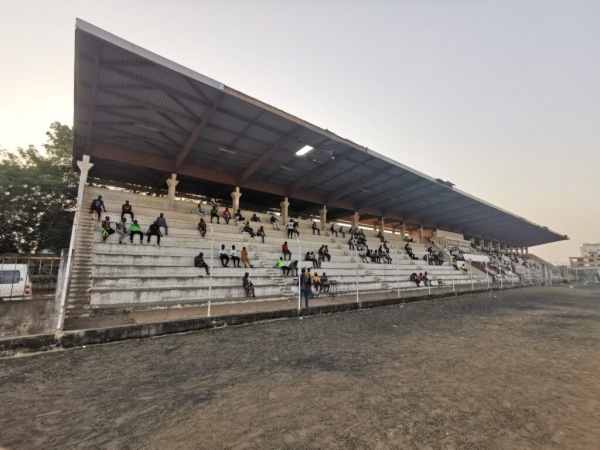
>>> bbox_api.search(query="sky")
[0,0,598,263]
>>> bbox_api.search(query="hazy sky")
[1,0,598,263]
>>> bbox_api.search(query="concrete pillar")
[319,206,327,230]
[378,218,384,234]
[351,212,360,230]
[231,186,242,212]
[419,225,424,244]
[280,197,290,224]
[166,173,179,210]
[402,223,406,240]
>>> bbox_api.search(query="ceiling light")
[219,147,237,155]
[295,145,314,156]
[134,122,160,132]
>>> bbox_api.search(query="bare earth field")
[1,285,599,449]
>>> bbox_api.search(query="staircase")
[64,217,96,320]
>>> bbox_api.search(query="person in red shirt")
[222,207,231,224]
[282,241,292,261]
[121,200,134,221]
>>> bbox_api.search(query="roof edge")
[75,18,224,92]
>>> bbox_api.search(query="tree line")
[0,122,77,254]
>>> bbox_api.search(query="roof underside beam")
[88,141,367,215]
[174,93,224,171]
[285,150,349,197]
[238,127,300,184]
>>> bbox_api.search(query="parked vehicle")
[0,264,33,301]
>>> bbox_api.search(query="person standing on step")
[194,252,210,276]
[241,246,253,268]
[270,215,280,230]
[146,220,162,245]
[130,219,144,244]
[230,245,241,267]
[90,195,106,220]
[338,225,346,238]
[286,219,295,239]
[121,200,134,221]
[300,268,312,307]
[156,213,168,235]
[282,241,292,261]
[219,244,230,267]
[116,217,129,244]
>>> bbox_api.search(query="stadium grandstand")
[62,19,568,329]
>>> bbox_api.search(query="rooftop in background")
[73,19,567,249]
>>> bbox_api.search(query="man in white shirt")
[218,244,230,267]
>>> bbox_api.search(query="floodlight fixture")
[295,145,314,156]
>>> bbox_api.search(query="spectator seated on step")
[210,205,220,224]
[242,222,256,238]
[312,221,320,235]
[121,200,134,221]
[101,216,115,242]
[89,195,106,220]
[320,273,331,292]
[242,272,256,298]
[286,260,299,277]
[230,245,241,268]
[422,272,431,286]
[460,263,468,273]
[156,213,168,235]
[250,213,261,223]
[257,226,266,243]
[234,209,245,223]
[198,218,207,237]
[194,252,210,276]
[241,247,253,268]
[196,202,206,218]
[358,246,369,263]
[329,223,338,237]
[281,241,292,260]
[222,207,231,224]
[274,257,288,275]
[305,251,319,268]
[116,217,129,244]
[219,244,230,267]
[312,272,322,293]
[130,220,144,243]
[410,272,421,287]
[146,221,162,245]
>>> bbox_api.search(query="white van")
[0,264,33,301]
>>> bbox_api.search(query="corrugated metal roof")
[73,19,568,248]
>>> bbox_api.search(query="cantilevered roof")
[73,19,567,248]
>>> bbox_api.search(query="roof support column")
[378,218,385,234]
[280,197,290,225]
[319,206,327,231]
[419,225,424,244]
[402,223,406,241]
[231,187,242,212]
[166,173,179,211]
[351,212,360,230]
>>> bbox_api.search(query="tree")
[0,122,77,254]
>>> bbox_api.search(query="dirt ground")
[1,285,599,449]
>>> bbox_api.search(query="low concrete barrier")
[0,285,524,356]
